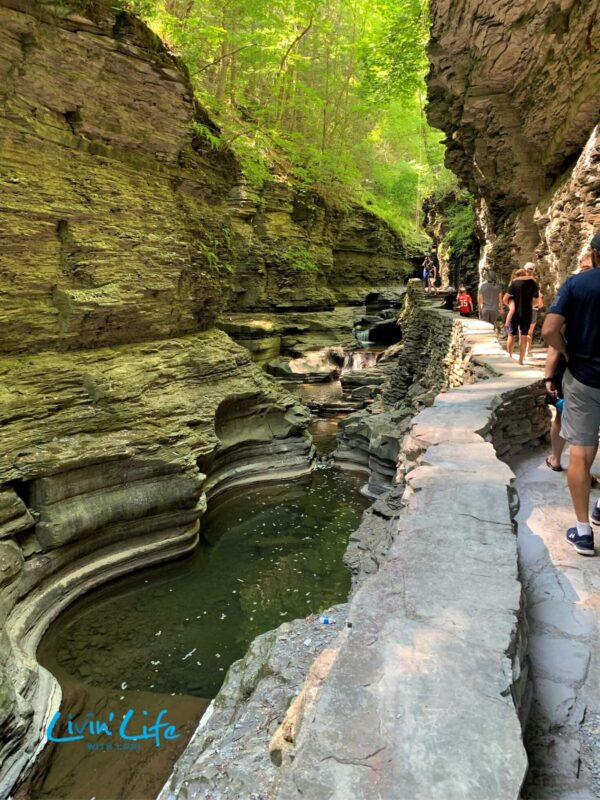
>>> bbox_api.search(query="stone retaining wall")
[335,280,482,496]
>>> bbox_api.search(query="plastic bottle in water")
[556,398,564,412]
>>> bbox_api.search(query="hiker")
[523,263,544,358]
[544,249,596,472]
[422,256,433,289]
[503,267,526,334]
[457,285,473,316]
[426,256,437,293]
[477,270,503,324]
[503,266,540,365]
[542,230,600,556]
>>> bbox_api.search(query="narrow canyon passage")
[1,0,599,797]
[514,447,600,799]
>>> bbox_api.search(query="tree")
[120,0,455,241]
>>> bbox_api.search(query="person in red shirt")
[457,285,474,316]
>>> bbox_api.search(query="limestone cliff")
[0,1,313,793]
[0,0,410,355]
[0,0,239,354]
[427,0,600,284]
[229,181,410,311]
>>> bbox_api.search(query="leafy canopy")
[121,0,457,244]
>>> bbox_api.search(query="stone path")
[514,447,600,799]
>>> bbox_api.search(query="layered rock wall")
[0,0,410,360]
[335,281,478,495]
[0,0,238,354]
[0,2,321,793]
[535,124,600,292]
[0,330,313,796]
[228,181,412,311]
[427,0,600,286]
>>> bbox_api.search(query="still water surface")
[30,438,369,799]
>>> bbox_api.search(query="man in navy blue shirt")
[543,231,600,556]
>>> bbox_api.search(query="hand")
[544,378,558,397]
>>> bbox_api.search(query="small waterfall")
[354,328,372,344]
[342,349,380,373]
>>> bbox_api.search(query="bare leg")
[518,332,528,365]
[548,410,565,469]
[568,445,598,522]
[526,325,535,358]
[507,334,514,358]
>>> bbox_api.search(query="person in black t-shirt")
[502,268,540,364]
[543,231,600,556]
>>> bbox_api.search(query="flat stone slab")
[276,479,526,799]
[529,600,596,637]
[528,633,590,686]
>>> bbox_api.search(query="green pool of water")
[38,466,369,701]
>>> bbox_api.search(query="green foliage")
[286,242,318,272]
[360,0,428,104]
[192,121,222,150]
[118,0,456,240]
[444,193,476,260]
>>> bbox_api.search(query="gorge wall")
[427,0,600,289]
[0,0,410,794]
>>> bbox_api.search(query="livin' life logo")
[46,709,180,750]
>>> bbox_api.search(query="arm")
[536,291,544,310]
[543,345,562,396]
[542,313,567,357]
[502,292,511,307]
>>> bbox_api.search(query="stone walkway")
[514,446,600,800]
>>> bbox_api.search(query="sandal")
[545,456,563,472]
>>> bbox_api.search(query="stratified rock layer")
[427,0,600,282]
[0,0,238,355]
[535,124,600,293]
[0,1,327,793]
[228,180,412,311]
[0,329,314,797]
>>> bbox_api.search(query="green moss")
[286,243,318,273]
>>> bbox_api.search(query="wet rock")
[340,368,386,390]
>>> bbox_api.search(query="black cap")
[591,231,600,251]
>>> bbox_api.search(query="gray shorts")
[479,308,497,324]
[561,369,600,447]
